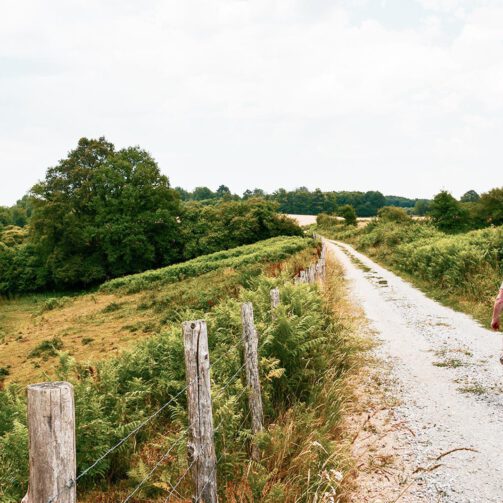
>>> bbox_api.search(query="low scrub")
[317,217,503,324]
[101,236,312,293]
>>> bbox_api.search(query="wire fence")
[28,242,327,503]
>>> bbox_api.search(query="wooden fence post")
[241,303,264,461]
[183,320,218,503]
[270,287,280,311]
[22,382,76,503]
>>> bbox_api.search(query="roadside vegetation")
[315,194,503,327]
[0,236,363,502]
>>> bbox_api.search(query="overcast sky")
[1,0,502,205]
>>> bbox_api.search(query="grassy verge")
[316,220,503,328]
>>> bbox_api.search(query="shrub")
[377,206,411,223]
[28,337,64,359]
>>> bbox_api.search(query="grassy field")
[0,236,313,387]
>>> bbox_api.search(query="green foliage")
[413,199,430,216]
[318,216,503,325]
[0,237,351,502]
[1,141,303,295]
[29,137,182,290]
[38,296,71,313]
[175,186,420,217]
[460,190,480,203]
[101,236,311,293]
[377,206,412,224]
[315,214,362,242]
[477,187,503,227]
[179,199,302,259]
[429,191,470,233]
[28,337,64,359]
[0,196,33,230]
[338,204,357,226]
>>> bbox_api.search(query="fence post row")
[21,290,295,502]
[23,381,77,503]
[183,320,218,503]
[241,303,264,461]
[294,241,327,284]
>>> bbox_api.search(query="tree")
[460,190,480,203]
[359,191,386,217]
[413,199,430,216]
[338,204,357,226]
[174,187,190,201]
[215,185,232,199]
[30,137,182,289]
[179,199,302,259]
[192,186,214,201]
[428,191,469,233]
[378,206,411,223]
[477,187,503,226]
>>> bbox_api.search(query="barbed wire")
[76,382,190,482]
[46,333,248,503]
[120,356,248,503]
[192,406,254,502]
[121,425,191,503]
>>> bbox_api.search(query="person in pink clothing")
[491,282,503,364]
[492,282,503,331]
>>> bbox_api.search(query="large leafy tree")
[460,190,480,203]
[477,187,503,226]
[30,137,182,288]
[428,191,469,233]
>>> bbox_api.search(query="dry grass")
[0,291,154,386]
[0,266,249,386]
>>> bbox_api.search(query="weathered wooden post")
[22,382,76,503]
[183,321,218,503]
[241,303,264,461]
[270,287,280,310]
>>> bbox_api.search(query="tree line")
[0,138,301,294]
[175,186,421,217]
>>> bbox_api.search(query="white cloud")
[0,0,502,203]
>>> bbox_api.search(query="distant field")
[287,214,318,226]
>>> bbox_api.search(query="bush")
[377,206,411,224]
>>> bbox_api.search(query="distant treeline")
[175,185,428,217]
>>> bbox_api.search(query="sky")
[1,0,502,206]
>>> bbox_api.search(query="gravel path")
[327,240,503,503]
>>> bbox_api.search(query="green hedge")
[101,236,312,293]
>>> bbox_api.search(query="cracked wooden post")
[22,381,76,503]
[270,287,280,312]
[241,303,264,461]
[183,320,217,503]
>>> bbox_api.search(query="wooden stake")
[183,321,217,503]
[23,382,76,503]
[241,303,264,461]
[270,287,280,311]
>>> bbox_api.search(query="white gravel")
[328,240,503,503]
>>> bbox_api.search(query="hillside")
[0,236,312,387]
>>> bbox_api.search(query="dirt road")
[328,240,503,502]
